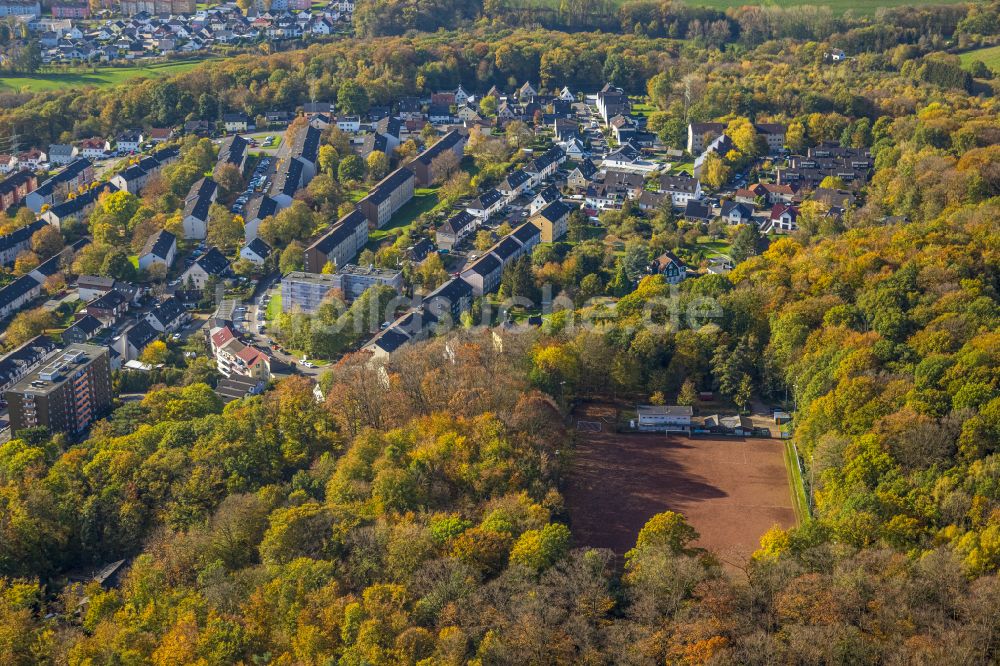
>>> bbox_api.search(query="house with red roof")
[767,203,799,233]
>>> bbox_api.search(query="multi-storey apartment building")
[4,344,112,435]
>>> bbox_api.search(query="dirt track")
[564,404,796,567]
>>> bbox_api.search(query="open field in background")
[960,44,1000,73]
[0,58,216,93]
[564,403,796,568]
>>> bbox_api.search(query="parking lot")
[231,155,273,216]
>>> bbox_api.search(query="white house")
[239,237,272,265]
[138,229,176,272]
[115,131,143,153]
[182,177,217,240]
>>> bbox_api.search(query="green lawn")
[784,439,811,524]
[366,188,441,247]
[265,293,282,322]
[960,44,1000,74]
[0,58,216,93]
[630,101,655,118]
[695,236,732,257]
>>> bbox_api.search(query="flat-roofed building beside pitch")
[4,344,112,436]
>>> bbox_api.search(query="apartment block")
[4,344,112,435]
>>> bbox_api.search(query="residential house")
[147,127,173,143]
[61,314,105,344]
[180,246,230,289]
[115,130,143,153]
[407,237,433,263]
[335,116,360,132]
[25,158,93,213]
[498,169,531,199]
[436,210,477,251]
[767,203,799,232]
[0,336,58,396]
[223,112,251,133]
[657,173,702,208]
[466,188,504,221]
[0,274,43,321]
[683,199,713,223]
[529,199,571,242]
[0,170,37,210]
[596,84,629,125]
[242,194,278,242]
[78,138,110,159]
[138,229,176,273]
[240,237,272,265]
[687,122,726,154]
[85,289,129,324]
[459,222,539,296]
[270,157,304,208]
[528,184,560,215]
[216,134,249,173]
[566,158,598,191]
[48,144,78,165]
[523,145,565,187]
[649,251,687,285]
[0,220,46,267]
[145,296,189,333]
[636,190,669,212]
[113,319,159,363]
[720,200,754,224]
[182,177,217,239]
[110,164,149,193]
[77,275,115,301]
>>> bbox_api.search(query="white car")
[301,360,316,368]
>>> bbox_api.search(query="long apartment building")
[4,344,112,435]
[409,130,467,186]
[459,221,541,296]
[303,209,369,273]
[25,158,93,213]
[357,167,415,228]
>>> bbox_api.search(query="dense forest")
[1,3,1000,662]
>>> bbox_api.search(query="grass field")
[0,58,215,93]
[265,293,282,322]
[960,44,1000,74]
[367,187,441,247]
[784,439,812,523]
